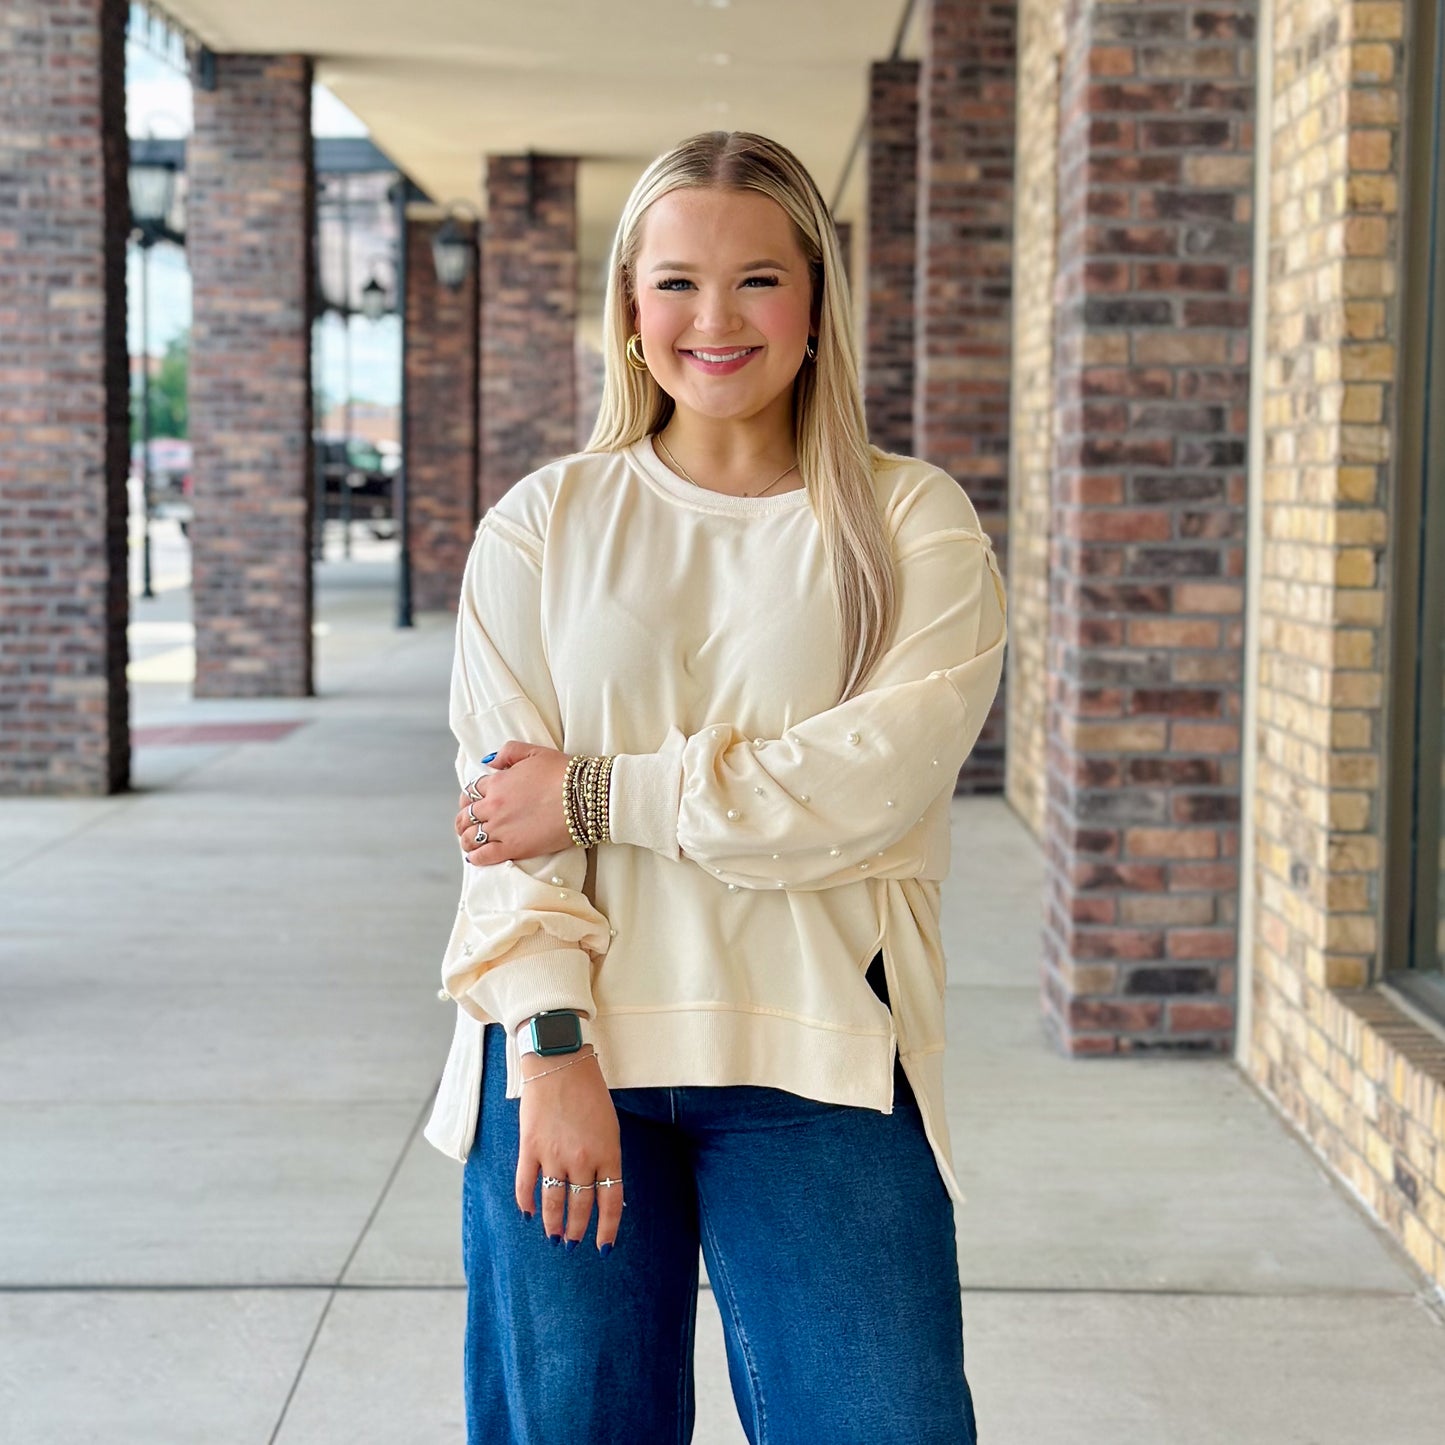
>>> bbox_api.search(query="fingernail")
[599,1242,613,1258]
[480,751,497,764]
[519,1208,532,1220]
[548,1232,562,1246]
[564,1238,578,1253]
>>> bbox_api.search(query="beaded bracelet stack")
[563,753,615,849]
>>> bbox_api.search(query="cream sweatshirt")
[423,436,1007,1203]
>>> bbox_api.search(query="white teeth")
[692,348,753,362]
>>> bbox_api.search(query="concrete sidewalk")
[3,531,1444,1443]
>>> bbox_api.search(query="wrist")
[518,1041,598,1082]
[563,753,615,848]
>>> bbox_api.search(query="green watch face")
[531,1011,583,1055]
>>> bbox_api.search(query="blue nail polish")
[599,1242,613,1258]
[480,751,497,764]
[548,1232,562,1246]
[564,1238,578,1253]
[520,1208,532,1220]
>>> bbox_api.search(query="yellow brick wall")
[1250,0,1445,1289]
[1005,0,1066,839]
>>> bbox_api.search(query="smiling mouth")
[684,346,760,363]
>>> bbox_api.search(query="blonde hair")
[586,130,897,705]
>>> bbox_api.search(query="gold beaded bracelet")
[563,753,615,848]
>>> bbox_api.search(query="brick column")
[1006,0,1067,840]
[188,55,315,697]
[864,57,920,455]
[405,216,479,612]
[480,155,578,510]
[1041,1,1255,1055]
[0,0,129,794]
[915,0,1017,791]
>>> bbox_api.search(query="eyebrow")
[649,258,792,272]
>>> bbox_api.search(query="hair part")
[585,130,898,706]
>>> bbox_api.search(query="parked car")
[314,435,396,539]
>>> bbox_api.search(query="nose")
[690,285,744,340]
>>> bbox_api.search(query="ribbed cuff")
[459,931,596,1035]
[608,730,685,859]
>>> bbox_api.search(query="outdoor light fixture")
[360,273,389,322]
[431,202,478,292]
[128,157,177,237]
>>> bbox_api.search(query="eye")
[654,278,693,291]
[743,275,780,287]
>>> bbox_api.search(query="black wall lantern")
[430,202,478,291]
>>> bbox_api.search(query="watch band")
[514,1010,594,1058]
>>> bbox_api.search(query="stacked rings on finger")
[464,778,483,802]
[541,1175,567,1189]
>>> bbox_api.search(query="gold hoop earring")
[626,332,649,371]
[805,337,818,362]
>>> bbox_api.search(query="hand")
[455,741,575,865]
[515,1046,624,1253]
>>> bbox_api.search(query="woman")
[428,130,1005,1444]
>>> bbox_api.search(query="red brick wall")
[188,54,315,698]
[864,58,920,456]
[0,0,129,794]
[405,216,478,613]
[480,155,578,510]
[1041,0,1255,1054]
[916,0,1017,793]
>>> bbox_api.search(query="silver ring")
[595,1177,622,1188]
[473,826,488,845]
[568,1181,596,1195]
[466,803,481,825]
[464,778,483,802]
[541,1175,567,1189]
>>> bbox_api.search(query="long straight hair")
[586,131,898,706]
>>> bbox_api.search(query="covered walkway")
[2,539,1442,1442]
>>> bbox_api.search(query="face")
[629,186,816,428]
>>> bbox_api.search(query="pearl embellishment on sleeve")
[550,875,564,885]
[846,731,860,745]
[726,808,740,820]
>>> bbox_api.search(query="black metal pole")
[140,236,155,600]
[394,179,413,629]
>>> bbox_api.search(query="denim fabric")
[462,952,979,1444]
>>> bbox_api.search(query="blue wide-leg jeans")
[461,954,979,1445]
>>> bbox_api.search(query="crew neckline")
[626,435,813,515]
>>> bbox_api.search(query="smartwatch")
[515,1009,593,1058]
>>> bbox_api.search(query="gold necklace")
[655,433,798,498]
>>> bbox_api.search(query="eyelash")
[654,276,779,292]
